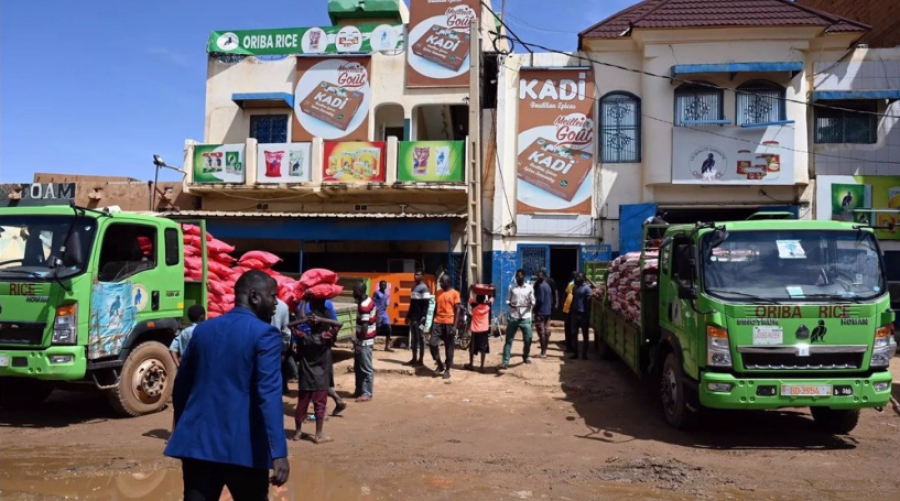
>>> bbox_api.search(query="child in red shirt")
[464,293,493,372]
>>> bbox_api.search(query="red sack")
[208,259,232,278]
[306,283,343,300]
[181,224,201,236]
[185,269,203,281]
[136,236,153,256]
[208,301,225,314]
[212,252,236,265]
[239,258,266,270]
[219,293,235,306]
[207,311,222,319]
[185,256,203,272]
[184,245,200,257]
[207,238,235,254]
[298,268,338,289]
[239,251,282,267]
[208,280,227,297]
[183,235,202,249]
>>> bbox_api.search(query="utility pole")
[466,18,483,286]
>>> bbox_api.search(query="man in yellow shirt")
[562,271,576,354]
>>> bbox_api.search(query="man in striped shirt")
[353,282,377,402]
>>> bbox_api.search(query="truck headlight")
[52,304,77,345]
[706,325,732,368]
[870,326,893,367]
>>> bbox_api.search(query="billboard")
[293,57,371,142]
[257,143,313,183]
[192,144,246,184]
[406,0,479,88]
[672,125,795,185]
[0,183,75,207]
[817,175,900,241]
[323,142,387,183]
[397,141,465,182]
[516,68,595,215]
[207,24,404,56]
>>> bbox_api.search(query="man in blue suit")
[165,270,290,500]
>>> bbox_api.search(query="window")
[249,115,288,144]
[165,228,179,266]
[98,224,156,282]
[600,92,641,163]
[814,100,877,144]
[674,83,724,126]
[736,80,785,125]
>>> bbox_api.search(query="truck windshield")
[702,229,885,302]
[0,215,96,280]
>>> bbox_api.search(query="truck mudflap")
[0,346,87,381]
[699,371,893,410]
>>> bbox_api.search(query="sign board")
[672,125,795,185]
[397,141,465,182]
[0,183,76,207]
[191,144,246,184]
[406,0,480,88]
[293,57,371,142]
[516,68,595,215]
[323,141,387,183]
[207,24,405,56]
[257,143,313,183]
[817,175,900,241]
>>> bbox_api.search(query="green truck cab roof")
[0,206,182,229]
[666,218,876,237]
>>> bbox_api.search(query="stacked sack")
[603,251,659,325]
[181,224,301,318]
[294,268,343,301]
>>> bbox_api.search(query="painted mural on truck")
[817,175,900,241]
[406,0,480,88]
[293,57,371,142]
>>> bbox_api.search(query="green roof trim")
[328,0,403,23]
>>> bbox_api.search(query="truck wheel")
[0,377,53,407]
[660,353,695,429]
[810,407,860,434]
[108,341,175,417]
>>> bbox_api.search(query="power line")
[481,1,900,120]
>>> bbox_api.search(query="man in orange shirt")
[430,275,460,379]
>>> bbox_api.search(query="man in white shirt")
[502,269,535,369]
[272,298,295,394]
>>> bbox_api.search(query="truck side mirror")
[677,281,697,300]
[63,231,84,268]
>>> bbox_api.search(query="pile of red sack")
[181,224,300,318]
[603,251,659,325]
[294,268,343,300]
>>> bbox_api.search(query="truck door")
[620,203,658,254]
[659,237,700,379]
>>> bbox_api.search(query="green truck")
[592,216,896,433]
[0,204,210,416]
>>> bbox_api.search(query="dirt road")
[3,332,900,500]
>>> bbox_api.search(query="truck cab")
[0,205,193,416]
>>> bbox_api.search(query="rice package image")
[517,138,593,202]
[299,81,365,132]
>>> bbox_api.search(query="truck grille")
[0,322,46,345]
[741,352,863,370]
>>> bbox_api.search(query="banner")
[323,142,387,183]
[516,68,595,215]
[192,144,246,184]
[672,125,796,185]
[397,141,465,182]
[207,24,404,55]
[293,57,371,142]
[406,0,479,88]
[257,143,312,183]
[1,183,75,207]
[818,175,900,241]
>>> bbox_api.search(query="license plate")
[752,326,783,345]
[781,384,832,397]
[0,355,8,368]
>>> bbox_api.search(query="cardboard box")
[411,25,470,72]
[299,81,364,131]
[516,138,592,202]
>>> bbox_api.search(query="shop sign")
[516,68,595,215]
[397,141,465,182]
[322,141,387,183]
[0,183,76,207]
[192,144,246,184]
[257,143,312,183]
[293,57,371,142]
[207,24,404,56]
[406,0,480,88]
[672,125,795,185]
[817,175,900,241]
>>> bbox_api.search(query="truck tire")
[108,341,175,417]
[0,377,53,407]
[660,353,695,429]
[810,407,860,434]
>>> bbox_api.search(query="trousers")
[182,458,268,501]
[354,343,374,397]
[503,317,533,364]
[409,320,426,358]
[429,323,456,368]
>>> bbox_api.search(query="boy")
[430,275,460,379]
[169,305,206,367]
[296,294,348,416]
[464,291,493,372]
[292,299,342,444]
[353,282,377,402]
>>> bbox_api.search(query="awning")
[672,62,803,78]
[231,92,294,109]
[812,90,900,102]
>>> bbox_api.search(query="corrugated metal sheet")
[154,210,466,219]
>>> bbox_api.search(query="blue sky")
[1,0,632,183]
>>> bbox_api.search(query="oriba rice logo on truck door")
[516,68,595,215]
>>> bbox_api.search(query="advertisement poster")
[88,282,137,359]
[192,144,246,184]
[293,57,371,142]
[818,175,900,240]
[406,0,479,88]
[516,68,595,215]
[323,141,387,183]
[397,141,465,182]
[207,24,405,55]
[672,125,795,185]
[257,143,313,183]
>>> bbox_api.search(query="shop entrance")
[549,246,579,320]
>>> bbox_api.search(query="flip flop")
[312,436,334,445]
[332,402,348,417]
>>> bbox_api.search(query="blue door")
[619,203,658,254]
[517,245,550,282]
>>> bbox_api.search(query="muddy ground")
[2,329,900,500]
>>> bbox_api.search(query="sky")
[0,0,633,184]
